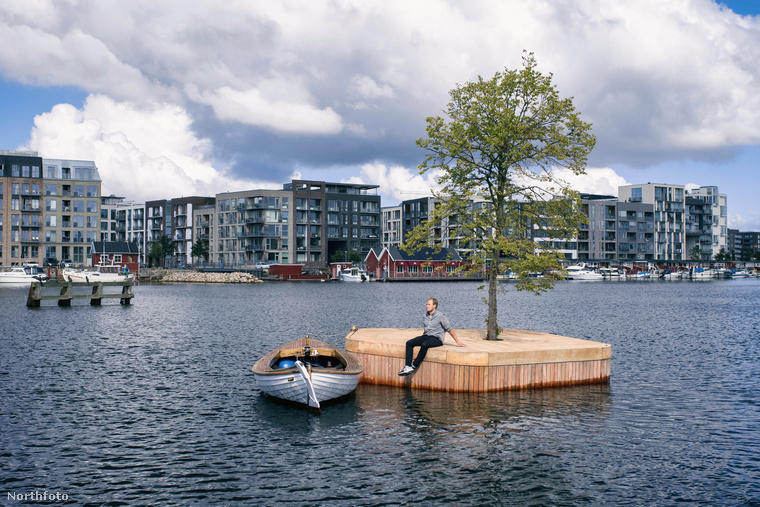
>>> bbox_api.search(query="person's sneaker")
[398,365,416,376]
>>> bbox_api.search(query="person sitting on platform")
[399,297,466,376]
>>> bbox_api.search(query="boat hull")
[254,369,361,406]
[63,269,134,282]
[0,266,48,284]
[252,337,363,409]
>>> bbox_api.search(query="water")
[1,279,759,505]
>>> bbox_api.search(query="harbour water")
[1,279,759,505]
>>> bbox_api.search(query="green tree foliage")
[688,245,702,261]
[148,235,175,267]
[713,247,729,261]
[191,238,209,264]
[404,52,595,340]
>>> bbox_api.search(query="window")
[396,264,404,274]
[87,185,98,197]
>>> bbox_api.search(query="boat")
[599,267,623,278]
[659,269,682,280]
[565,264,604,280]
[725,268,751,279]
[689,267,715,279]
[339,267,370,282]
[63,260,135,282]
[252,336,363,410]
[0,263,48,284]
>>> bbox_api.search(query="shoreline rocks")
[146,270,263,283]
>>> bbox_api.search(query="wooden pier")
[27,279,135,307]
[345,328,610,392]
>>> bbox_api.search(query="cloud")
[24,95,271,201]
[3,0,760,223]
[558,167,631,196]
[187,85,345,135]
[342,162,442,205]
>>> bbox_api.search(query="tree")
[330,250,346,263]
[689,245,702,261]
[404,52,595,340]
[148,242,163,267]
[148,235,176,268]
[191,237,209,265]
[714,247,729,261]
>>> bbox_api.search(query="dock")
[345,328,610,392]
[27,279,135,307]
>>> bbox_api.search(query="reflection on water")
[1,280,759,505]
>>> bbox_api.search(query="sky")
[1,0,760,229]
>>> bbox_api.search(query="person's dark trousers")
[405,335,442,368]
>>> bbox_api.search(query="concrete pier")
[345,328,611,392]
[27,280,134,307]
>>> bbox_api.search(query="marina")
[2,280,758,505]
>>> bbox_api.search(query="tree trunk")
[486,268,499,340]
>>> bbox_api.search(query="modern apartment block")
[145,196,213,267]
[197,180,381,270]
[382,204,402,249]
[42,158,102,265]
[578,195,619,261]
[685,186,727,260]
[618,183,686,260]
[727,229,760,261]
[0,151,44,266]
[298,180,381,265]
[100,196,145,262]
[210,188,290,268]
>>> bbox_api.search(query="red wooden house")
[91,241,140,276]
[365,246,462,279]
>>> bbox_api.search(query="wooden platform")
[345,328,611,392]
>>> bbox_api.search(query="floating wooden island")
[345,328,610,392]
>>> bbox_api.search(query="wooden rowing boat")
[252,336,363,410]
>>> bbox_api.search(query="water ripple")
[1,281,759,505]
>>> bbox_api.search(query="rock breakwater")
[157,270,263,283]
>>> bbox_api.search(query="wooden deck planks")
[345,327,611,392]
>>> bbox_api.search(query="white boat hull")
[339,269,370,282]
[63,269,134,282]
[565,266,604,280]
[252,337,363,409]
[254,369,361,407]
[0,266,48,284]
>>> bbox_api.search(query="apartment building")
[618,183,686,261]
[198,180,381,270]
[210,188,290,268]
[100,195,145,263]
[42,158,102,265]
[686,186,727,260]
[382,205,402,249]
[0,151,44,266]
[577,195,618,261]
[727,229,760,261]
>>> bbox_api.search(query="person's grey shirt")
[423,310,452,344]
